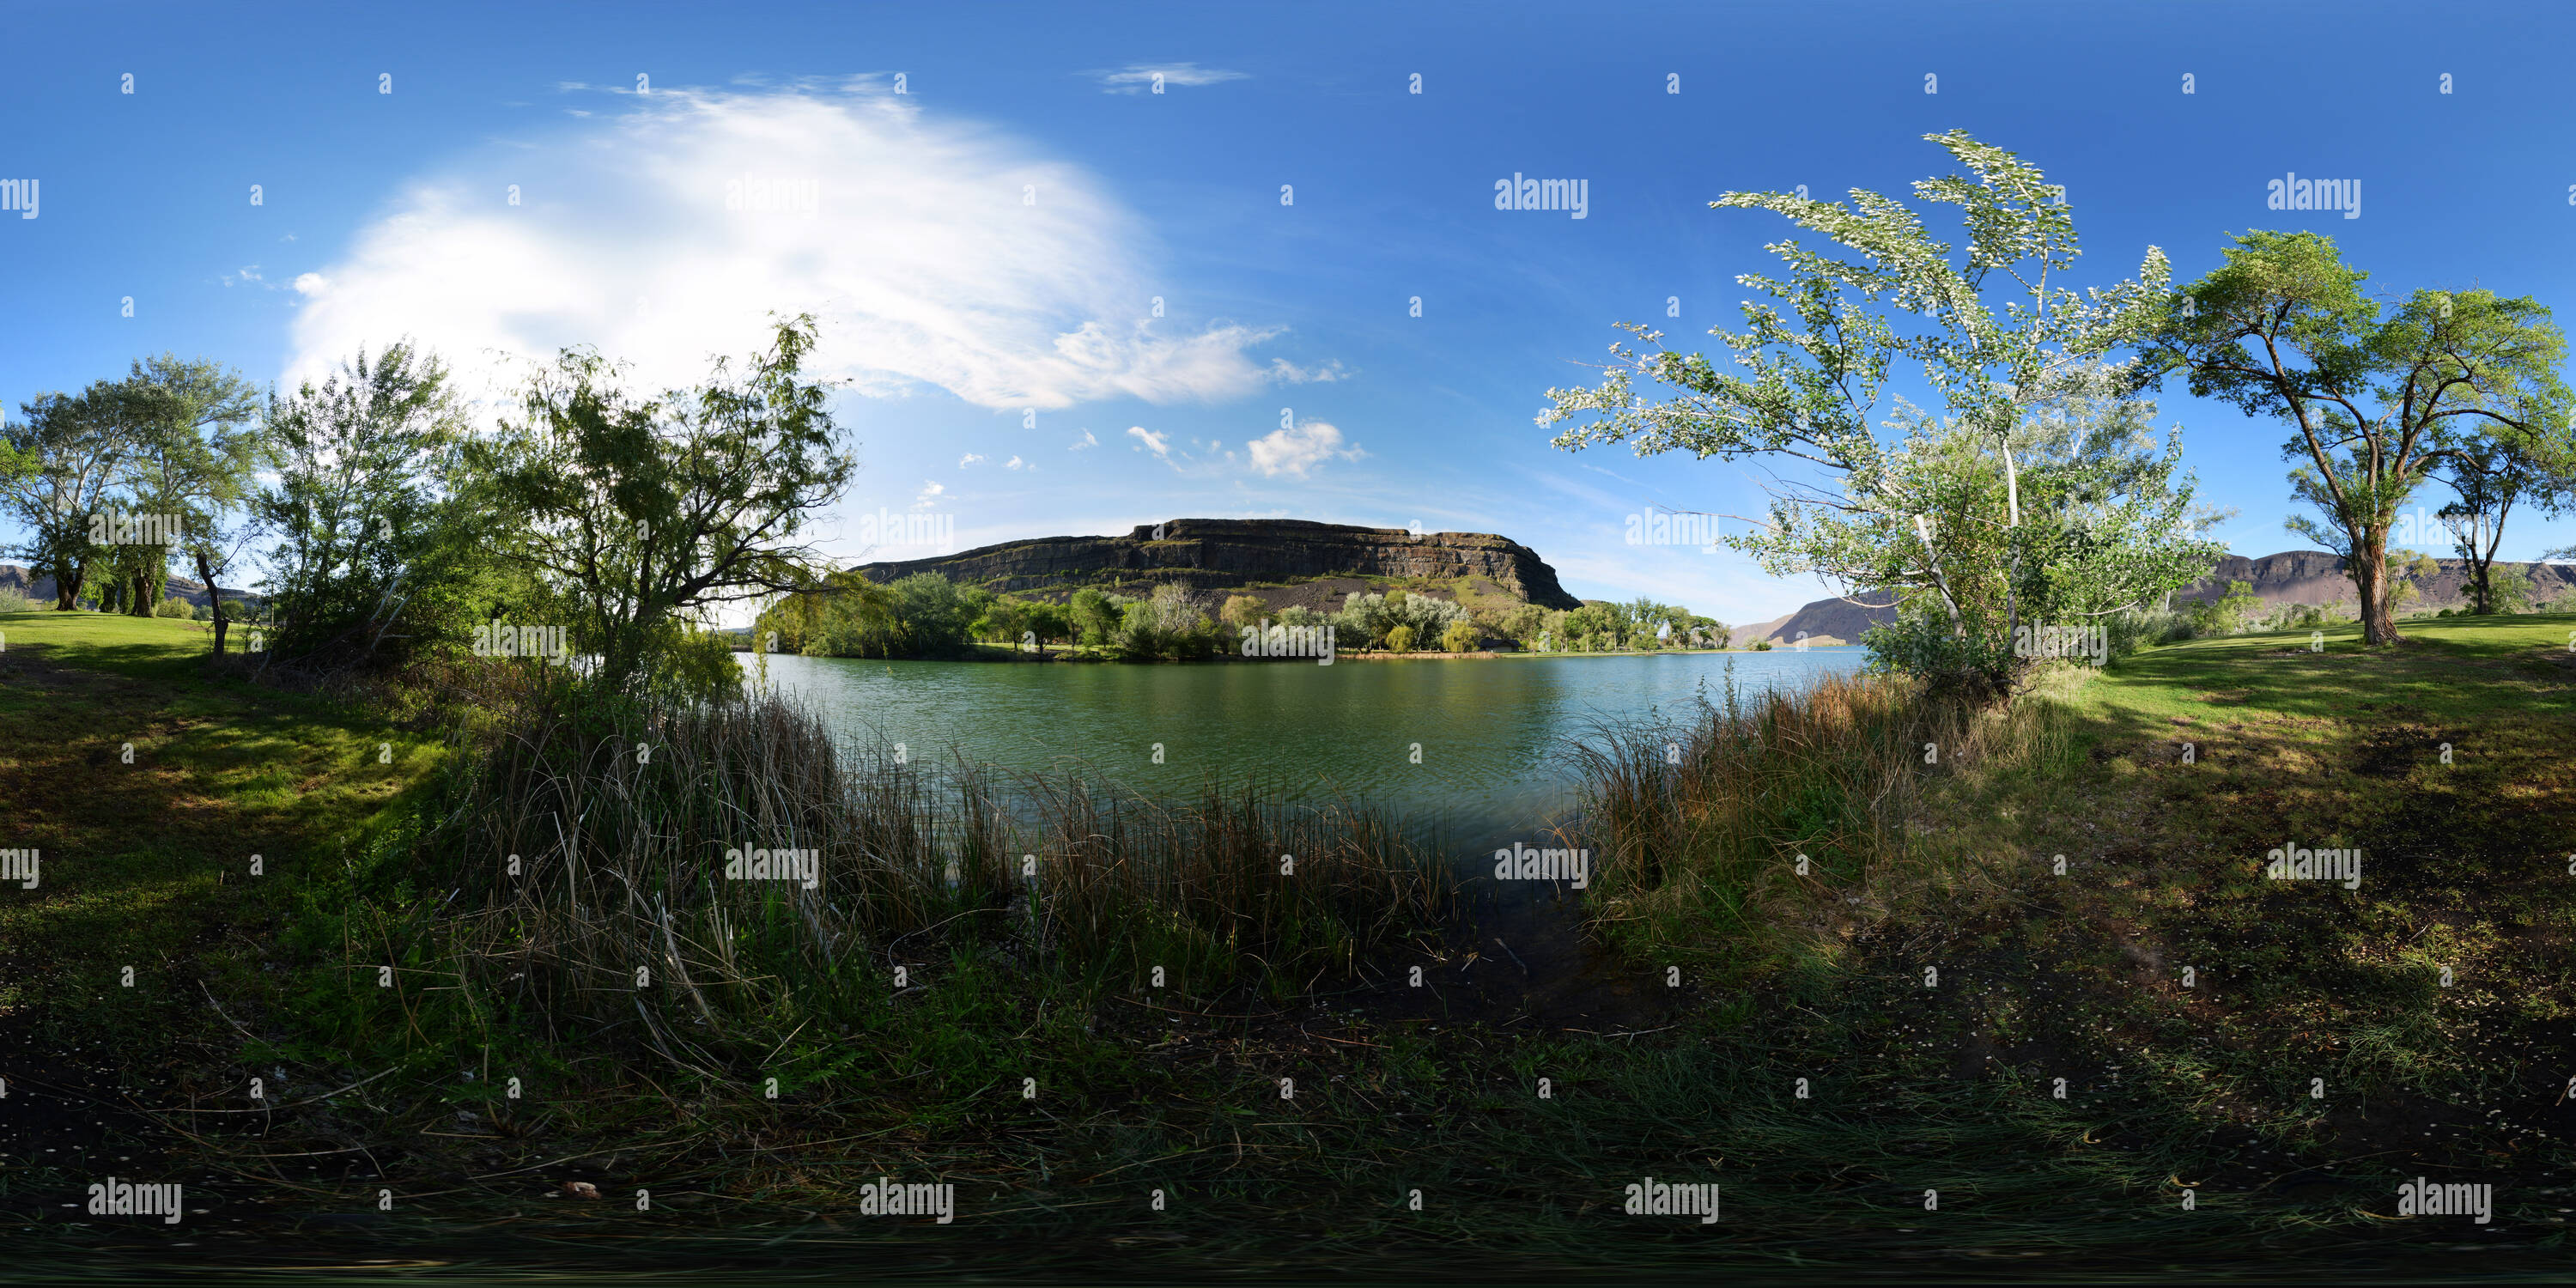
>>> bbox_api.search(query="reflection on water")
[746,648,1873,848]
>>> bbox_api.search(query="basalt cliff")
[851,519,1584,611]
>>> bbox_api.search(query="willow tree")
[2136,231,2572,644]
[1540,131,2223,696]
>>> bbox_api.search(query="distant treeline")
[754,572,1730,660]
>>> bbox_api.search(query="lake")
[747,647,1871,847]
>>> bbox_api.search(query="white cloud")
[1095,63,1249,94]
[1246,420,1361,477]
[1070,428,1098,451]
[1005,455,1027,471]
[958,453,986,467]
[285,84,1300,411]
[1127,426,1170,458]
[912,480,945,510]
[222,265,265,288]
[1266,357,1348,384]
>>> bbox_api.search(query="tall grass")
[373,668,1450,1074]
[1568,663,2040,976]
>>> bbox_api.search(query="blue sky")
[8,0,2576,626]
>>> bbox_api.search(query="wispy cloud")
[1092,63,1249,94]
[1127,426,1170,458]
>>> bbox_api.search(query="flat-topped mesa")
[849,518,1585,611]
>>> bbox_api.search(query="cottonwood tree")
[2,386,133,610]
[2433,433,2568,615]
[1540,131,2223,696]
[112,355,262,646]
[472,315,855,695]
[2136,231,2573,644]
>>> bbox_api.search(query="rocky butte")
[848,519,1585,611]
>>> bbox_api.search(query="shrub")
[1218,594,1269,630]
[0,589,40,614]
[1385,624,1417,653]
[1440,620,1479,653]
[153,597,195,618]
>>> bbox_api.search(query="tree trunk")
[197,550,227,658]
[54,563,81,611]
[2352,538,2403,645]
[131,568,153,616]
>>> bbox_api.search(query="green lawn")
[0,611,443,1045]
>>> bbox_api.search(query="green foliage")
[471,315,855,693]
[1068,586,1120,646]
[151,596,193,618]
[256,341,486,673]
[1218,593,1269,629]
[1439,619,1479,653]
[1544,131,2222,696]
[1385,623,1418,653]
[2140,228,2575,643]
[2184,580,2265,637]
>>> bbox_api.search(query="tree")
[257,341,479,671]
[975,598,1030,648]
[2436,434,2549,615]
[3,386,133,610]
[1385,623,1418,653]
[112,355,262,653]
[1024,599,1072,656]
[1068,587,1120,647]
[2138,230,2573,644]
[1439,619,1479,653]
[1542,131,2221,696]
[473,316,855,694]
[1218,593,1269,630]
[2388,549,2440,614]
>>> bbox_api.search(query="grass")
[3,608,2571,1273]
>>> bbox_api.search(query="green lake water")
[748,647,1871,848]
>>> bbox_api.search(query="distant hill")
[0,562,261,610]
[1735,550,2576,645]
[851,519,1585,613]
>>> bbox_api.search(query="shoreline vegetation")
[753,570,1742,663]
